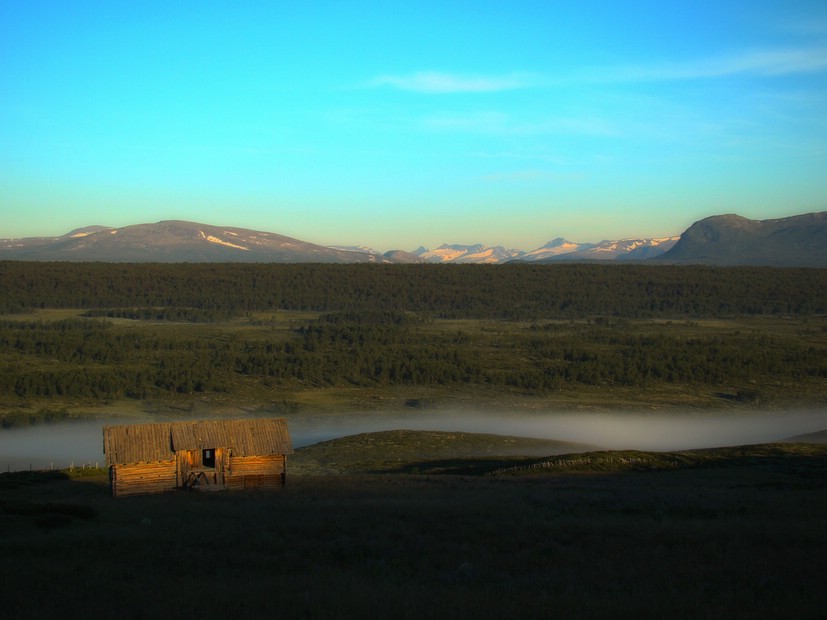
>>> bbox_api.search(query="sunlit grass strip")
[489,443,827,476]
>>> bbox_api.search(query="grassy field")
[2,431,826,619]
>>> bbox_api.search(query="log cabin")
[103,418,293,497]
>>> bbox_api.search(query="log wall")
[110,453,287,496]
[110,460,177,497]
[225,454,286,490]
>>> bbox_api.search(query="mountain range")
[1,211,825,267]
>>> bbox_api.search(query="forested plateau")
[1,262,826,420]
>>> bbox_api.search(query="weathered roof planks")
[103,418,293,466]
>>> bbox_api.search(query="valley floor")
[2,443,826,619]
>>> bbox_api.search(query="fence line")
[3,461,102,474]
[489,455,652,476]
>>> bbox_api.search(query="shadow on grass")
[2,442,827,618]
[0,469,70,489]
[376,457,517,475]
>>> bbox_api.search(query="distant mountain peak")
[522,236,679,263]
[416,243,524,264]
[522,239,596,261]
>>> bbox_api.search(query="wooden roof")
[103,418,293,466]
[102,422,173,466]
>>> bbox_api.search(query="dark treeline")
[2,262,827,318]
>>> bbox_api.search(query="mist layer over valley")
[3,408,826,472]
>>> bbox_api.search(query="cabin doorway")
[202,448,216,468]
[178,448,226,491]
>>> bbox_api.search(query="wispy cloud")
[422,111,618,137]
[368,46,826,100]
[369,46,827,95]
[370,71,536,93]
[598,46,827,82]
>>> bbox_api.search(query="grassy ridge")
[289,429,827,475]
[487,442,827,476]
[289,429,599,475]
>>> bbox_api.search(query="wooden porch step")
[191,484,227,492]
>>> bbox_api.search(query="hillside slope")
[657,212,827,266]
[0,220,393,263]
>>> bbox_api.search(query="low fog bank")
[285,408,827,452]
[1,409,826,472]
[0,421,109,472]
[487,409,827,451]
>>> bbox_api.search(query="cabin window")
[202,449,216,468]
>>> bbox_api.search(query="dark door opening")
[202,448,216,468]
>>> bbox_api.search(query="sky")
[2,1,826,252]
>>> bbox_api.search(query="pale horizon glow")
[1,1,826,252]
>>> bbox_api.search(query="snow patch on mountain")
[590,237,679,259]
[539,236,680,261]
[199,230,249,251]
[329,245,385,256]
[521,238,596,261]
[415,244,524,264]
[61,226,115,239]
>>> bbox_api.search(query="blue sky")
[2,1,826,251]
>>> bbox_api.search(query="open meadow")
[1,433,826,620]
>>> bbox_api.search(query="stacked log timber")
[225,454,286,490]
[109,460,178,497]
